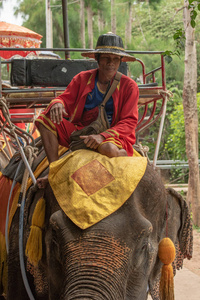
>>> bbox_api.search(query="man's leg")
[37,123,59,188]
[98,142,127,158]
[37,123,59,163]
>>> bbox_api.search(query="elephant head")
[6,164,193,300]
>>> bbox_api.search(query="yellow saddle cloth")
[49,150,147,229]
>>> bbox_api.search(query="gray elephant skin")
[5,163,192,300]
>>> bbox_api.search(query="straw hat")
[81,32,135,62]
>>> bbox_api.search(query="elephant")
[2,155,193,300]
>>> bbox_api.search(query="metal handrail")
[0,47,165,54]
[151,160,200,169]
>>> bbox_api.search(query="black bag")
[69,107,109,151]
[69,72,122,151]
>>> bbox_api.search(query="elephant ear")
[149,188,193,300]
[167,187,193,271]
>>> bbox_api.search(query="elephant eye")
[142,244,147,251]
[142,242,150,252]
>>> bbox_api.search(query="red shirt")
[43,69,139,156]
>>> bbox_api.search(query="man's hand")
[50,103,68,124]
[80,134,105,149]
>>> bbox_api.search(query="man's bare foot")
[37,175,49,189]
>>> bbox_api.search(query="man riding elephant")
[35,32,139,188]
[0,31,194,300]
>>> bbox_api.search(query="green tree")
[166,93,200,160]
[15,0,47,46]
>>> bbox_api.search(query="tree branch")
[171,5,187,21]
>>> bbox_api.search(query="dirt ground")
[148,229,200,300]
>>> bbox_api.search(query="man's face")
[98,53,121,79]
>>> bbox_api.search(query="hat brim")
[81,48,136,62]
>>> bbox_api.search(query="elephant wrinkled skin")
[5,163,192,300]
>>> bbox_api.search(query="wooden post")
[62,0,70,59]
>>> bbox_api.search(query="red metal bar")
[136,96,165,134]
[136,100,157,132]
[137,104,148,127]
[139,86,163,90]
[135,59,146,83]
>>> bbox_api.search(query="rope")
[5,160,23,253]
[0,147,10,161]
[18,143,37,300]
[134,143,150,162]
[159,90,173,99]
[0,96,38,298]
[20,146,36,197]
[0,97,35,146]
[0,96,37,184]
[0,97,11,131]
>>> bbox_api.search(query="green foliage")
[149,0,162,8]
[138,85,180,161]
[124,0,186,87]
[170,28,185,57]
[168,167,189,184]
[193,224,200,233]
[14,0,46,47]
[165,103,186,160]
[165,92,200,161]
[188,0,200,28]
[131,0,183,44]
[138,84,186,162]
[164,1,200,59]
[1,64,10,81]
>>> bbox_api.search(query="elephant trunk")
[61,234,131,299]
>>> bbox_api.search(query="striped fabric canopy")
[0,21,42,60]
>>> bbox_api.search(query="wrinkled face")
[98,53,121,80]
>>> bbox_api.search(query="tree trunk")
[80,0,85,48]
[183,2,200,226]
[111,0,116,34]
[125,22,128,49]
[98,10,105,34]
[127,2,133,45]
[87,5,93,49]
[98,10,101,34]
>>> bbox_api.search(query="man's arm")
[44,74,82,121]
